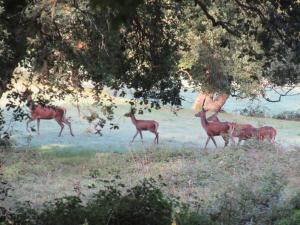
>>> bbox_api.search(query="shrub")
[239,103,269,118]
[6,178,174,225]
[205,171,287,225]
[0,109,13,149]
[273,110,300,121]
[85,178,173,225]
[176,205,214,225]
[275,209,300,225]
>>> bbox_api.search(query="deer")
[195,98,231,149]
[257,126,277,144]
[206,112,221,122]
[21,89,74,137]
[124,110,159,144]
[228,123,258,145]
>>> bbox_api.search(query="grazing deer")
[124,111,159,144]
[257,126,276,144]
[195,99,231,149]
[228,123,257,145]
[21,89,74,137]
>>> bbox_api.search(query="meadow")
[2,141,300,224]
[1,96,300,224]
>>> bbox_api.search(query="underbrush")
[1,143,300,224]
[1,176,300,225]
[273,110,300,121]
[238,103,269,118]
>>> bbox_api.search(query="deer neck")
[26,98,36,111]
[130,115,138,125]
[199,114,209,131]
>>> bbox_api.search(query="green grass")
[2,142,300,212]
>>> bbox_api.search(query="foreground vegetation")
[1,142,300,224]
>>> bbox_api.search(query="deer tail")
[62,107,71,122]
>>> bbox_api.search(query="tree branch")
[262,86,298,102]
[234,0,288,46]
[194,0,240,37]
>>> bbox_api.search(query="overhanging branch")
[262,86,299,102]
[194,0,240,37]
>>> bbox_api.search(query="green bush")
[85,178,173,225]
[239,103,268,118]
[176,205,214,225]
[0,109,13,149]
[6,178,174,225]
[205,171,287,225]
[3,174,300,225]
[275,209,300,225]
[273,110,300,121]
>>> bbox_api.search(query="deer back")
[31,104,65,120]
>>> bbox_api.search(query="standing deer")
[257,126,277,144]
[124,111,159,144]
[195,99,231,149]
[21,89,74,137]
[228,123,257,145]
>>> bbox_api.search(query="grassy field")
[1,92,300,223]
[2,142,300,215]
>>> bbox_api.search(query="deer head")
[124,108,136,117]
[20,88,33,102]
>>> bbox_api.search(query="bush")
[176,205,214,225]
[273,110,300,121]
[4,175,300,225]
[85,178,173,225]
[275,209,300,225]
[239,103,269,118]
[0,109,13,149]
[6,178,174,225]
[203,171,288,225]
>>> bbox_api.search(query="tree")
[0,0,28,98]
[0,0,299,124]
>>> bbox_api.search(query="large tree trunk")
[0,1,28,100]
[193,92,229,112]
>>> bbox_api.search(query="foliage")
[0,0,299,110]
[3,174,300,225]
[0,109,12,148]
[238,102,269,118]
[275,209,300,225]
[0,0,299,133]
[0,150,13,224]
[6,178,174,225]
[176,205,214,225]
[273,110,300,121]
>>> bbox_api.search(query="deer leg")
[63,119,74,136]
[211,136,218,148]
[26,118,34,133]
[237,138,242,145]
[222,134,229,147]
[230,136,236,146]
[131,131,139,143]
[55,119,65,137]
[139,131,143,144]
[37,119,40,135]
[150,130,159,144]
[224,138,229,147]
[204,137,211,149]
